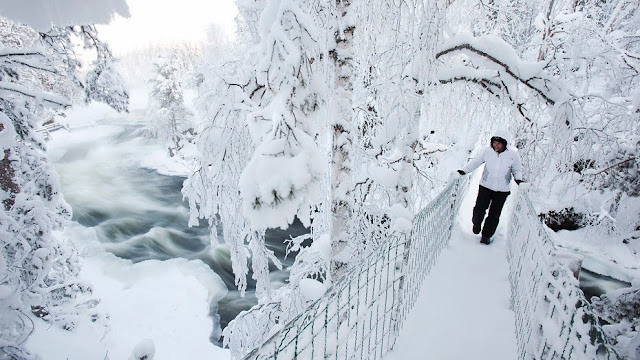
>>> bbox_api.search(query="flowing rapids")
[49,116,307,344]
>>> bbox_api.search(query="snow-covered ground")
[26,247,231,360]
[554,221,640,286]
[384,173,518,360]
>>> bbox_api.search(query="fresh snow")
[384,173,518,360]
[299,278,327,302]
[439,32,547,80]
[25,240,231,360]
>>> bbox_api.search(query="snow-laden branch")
[436,66,503,93]
[436,33,557,105]
[0,47,44,57]
[0,81,71,107]
[0,47,59,74]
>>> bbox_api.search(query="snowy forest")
[1,0,639,359]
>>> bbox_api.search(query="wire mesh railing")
[506,189,618,359]
[243,177,469,359]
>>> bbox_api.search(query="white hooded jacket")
[462,131,523,193]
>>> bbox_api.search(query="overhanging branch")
[0,82,71,107]
[436,43,556,105]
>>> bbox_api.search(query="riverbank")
[28,96,233,359]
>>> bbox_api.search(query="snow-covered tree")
[183,57,255,299]
[323,0,355,274]
[185,0,341,355]
[183,0,267,300]
[436,0,638,207]
[118,42,205,89]
[148,55,192,157]
[0,11,128,358]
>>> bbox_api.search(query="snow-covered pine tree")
[238,0,327,233]
[118,42,204,89]
[148,55,193,157]
[0,16,128,359]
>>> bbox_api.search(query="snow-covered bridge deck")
[384,176,518,359]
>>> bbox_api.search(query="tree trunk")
[1,122,18,210]
[330,0,355,277]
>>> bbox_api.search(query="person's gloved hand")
[515,180,523,185]
[457,170,465,175]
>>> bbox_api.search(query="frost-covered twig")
[586,157,636,176]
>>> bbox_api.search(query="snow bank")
[26,233,231,359]
[54,102,121,130]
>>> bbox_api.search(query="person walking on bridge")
[457,131,523,244]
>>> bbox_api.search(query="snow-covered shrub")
[540,207,589,232]
[592,286,640,359]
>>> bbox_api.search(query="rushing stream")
[579,268,631,300]
[48,114,307,344]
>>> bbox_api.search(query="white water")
[37,102,233,359]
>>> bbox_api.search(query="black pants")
[473,185,510,238]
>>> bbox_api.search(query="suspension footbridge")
[237,174,616,359]
[385,178,517,359]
